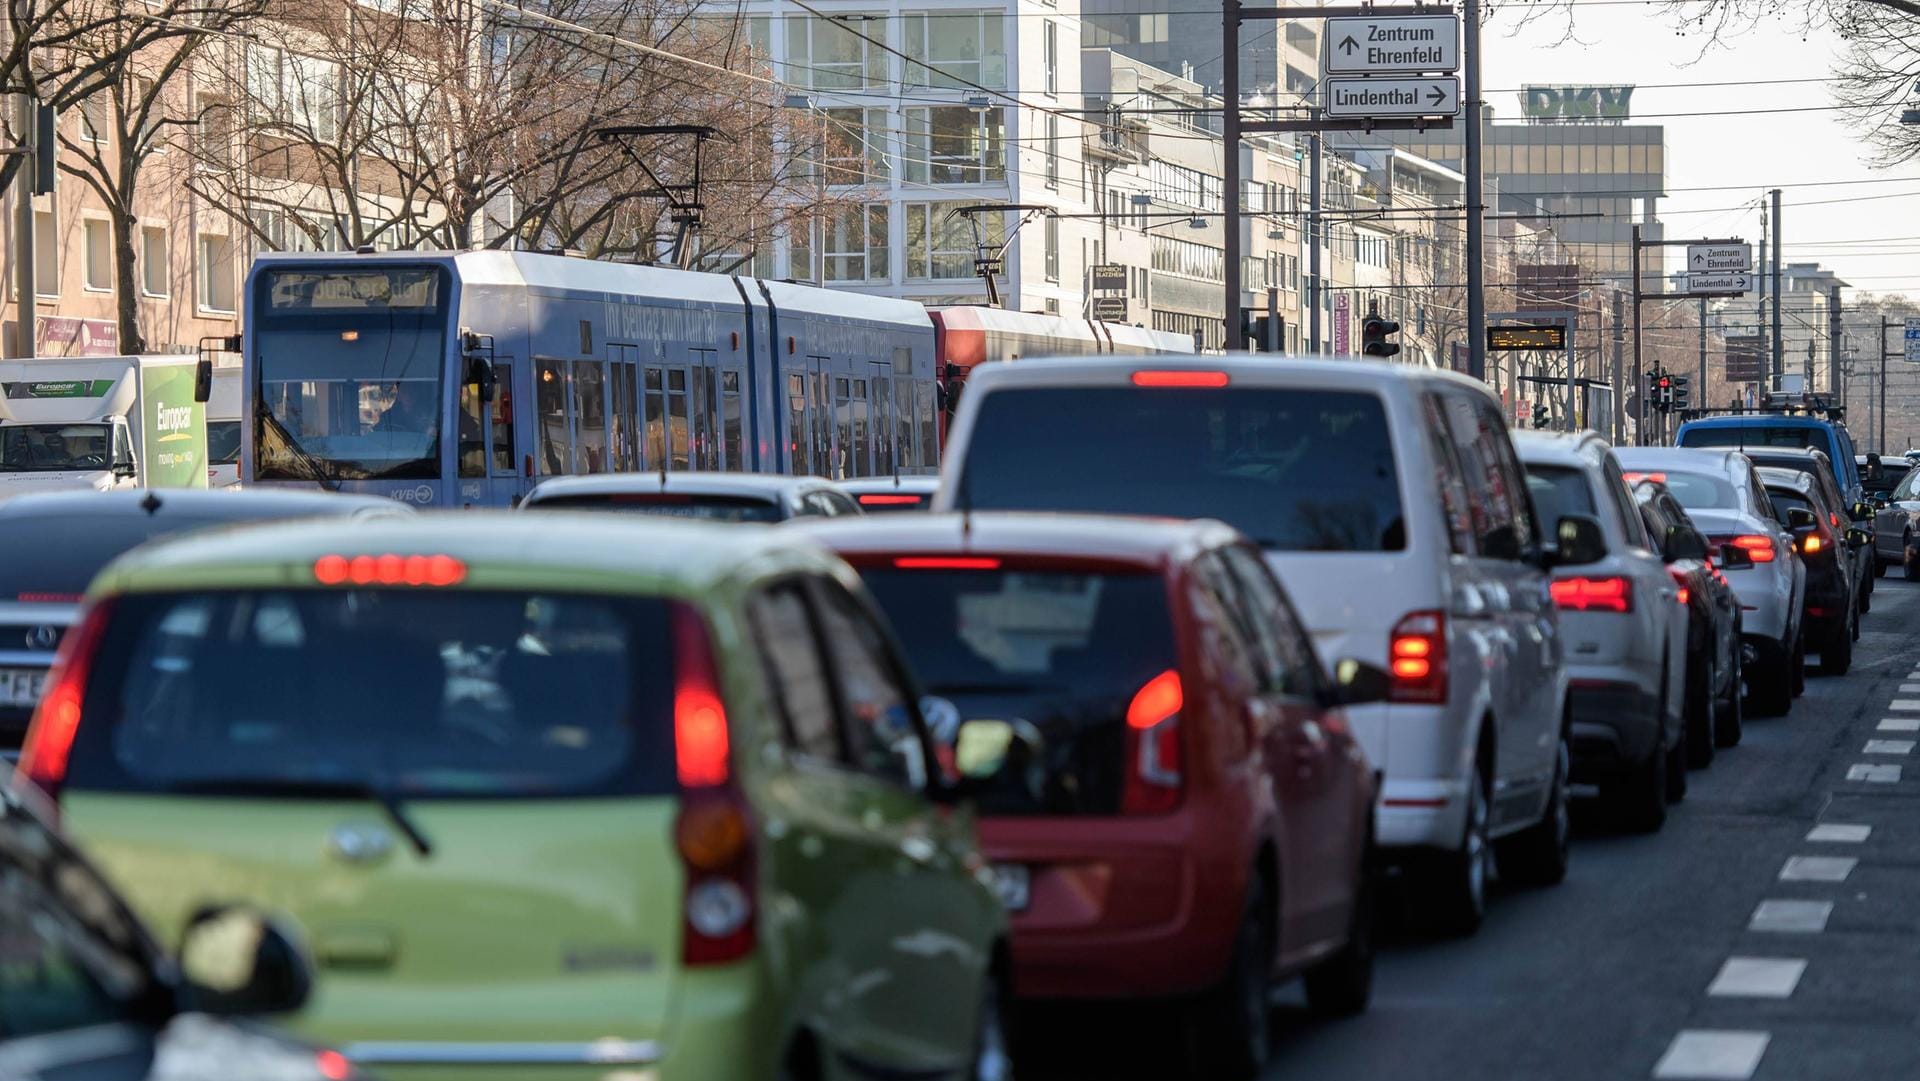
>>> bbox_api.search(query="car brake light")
[858,494,923,506]
[18,597,118,803]
[1728,535,1776,563]
[1389,610,1447,704]
[1551,576,1634,613]
[1123,669,1183,815]
[1131,370,1229,388]
[893,556,1001,570]
[1801,533,1825,554]
[1622,471,1667,484]
[1668,569,1691,606]
[313,553,466,587]
[670,601,754,966]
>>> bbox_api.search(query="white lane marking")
[1806,823,1872,843]
[1847,763,1902,782]
[1652,1031,1770,1079]
[1878,717,1920,732]
[1707,957,1806,999]
[1889,700,1920,711]
[1780,855,1856,882]
[1864,739,1916,755]
[1750,899,1831,932]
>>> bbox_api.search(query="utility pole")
[11,92,35,358]
[1630,225,1643,444]
[1827,285,1842,397]
[1222,0,1242,348]
[1885,318,1900,452]
[1697,296,1707,409]
[1463,0,1485,379]
[1770,187,1783,386]
[1308,127,1321,353]
[1757,202,1768,389]
[1611,290,1625,445]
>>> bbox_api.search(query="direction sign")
[1686,272,1751,295]
[1687,243,1751,274]
[1906,316,1920,363]
[1323,76,1459,119]
[1091,296,1128,322]
[1325,14,1460,75]
[1090,264,1127,292]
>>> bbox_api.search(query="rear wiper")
[170,777,431,858]
[255,401,341,492]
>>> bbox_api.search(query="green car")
[16,515,1013,1081]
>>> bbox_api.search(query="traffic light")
[1669,375,1691,411]
[1653,372,1675,413]
[1361,309,1400,357]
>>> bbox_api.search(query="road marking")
[1750,899,1831,932]
[1652,1031,1770,1079]
[1706,957,1806,998]
[1864,739,1916,755]
[1780,855,1856,882]
[1847,763,1902,782]
[1889,700,1920,711]
[1903,683,1920,692]
[1806,823,1872,842]
[1878,717,1920,731]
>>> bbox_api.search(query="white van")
[935,355,1587,935]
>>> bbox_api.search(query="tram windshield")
[252,266,449,482]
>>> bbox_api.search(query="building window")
[247,44,284,116]
[784,14,887,90]
[83,219,112,291]
[902,11,1006,89]
[33,208,56,298]
[902,106,1004,184]
[196,96,234,170]
[820,107,890,184]
[140,226,169,297]
[906,202,997,280]
[1044,115,1058,189]
[1151,159,1222,212]
[822,204,888,282]
[1043,21,1057,96]
[197,233,236,312]
[1044,215,1059,281]
[287,54,340,142]
[78,97,110,143]
[1151,235,1224,282]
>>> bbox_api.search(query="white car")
[1614,447,1806,716]
[935,355,1576,935]
[1514,432,1691,832]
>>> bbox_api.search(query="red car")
[795,512,1383,1079]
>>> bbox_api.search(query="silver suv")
[934,356,1578,935]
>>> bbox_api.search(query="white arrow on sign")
[1323,76,1460,119]
[1325,14,1460,74]
[1687,272,1751,294]
[1686,243,1751,274]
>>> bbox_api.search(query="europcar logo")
[155,400,195,442]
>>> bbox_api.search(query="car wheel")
[1302,840,1376,1016]
[1186,874,1273,1081]
[1822,613,1854,676]
[1791,628,1807,696]
[1496,722,1571,887]
[1665,717,1689,803]
[1685,652,1716,769]
[1877,555,1889,579]
[1611,674,1670,832]
[1747,639,1793,718]
[1715,646,1744,748]
[969,970,1015,1081]
[1423,756,1491,937]
[1906,535,1919,580]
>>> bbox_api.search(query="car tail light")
[670,602,755,966]
[313,553,466,587]
[893,556,1001,570]
[858,494,923,506]
[1668,569,1691,606]
[18,597,117,803]
[1622,471,1667,484]
[1131,370,1229,388]
[1800,532,1825,555]
[1389,611,1447,704]
[1725,535,1776,564]
[1123,669,1183,815]
[1551,576,1634,613]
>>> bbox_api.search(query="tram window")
[610,361,637,471]
[722,370,743,471]
[537,358,569,475]
[788,372,809,474]
[573,361,608,474]
[644,367,665,470]
[492,361,516,475]
[872,374,894,476]
[458,381,487,479]
[668,368,690,470]
[852,378,871,478]
[691,362,711,470]
[917,382,937,469]
[834,377,853,480]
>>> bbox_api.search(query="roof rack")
[1677,394,1845,424]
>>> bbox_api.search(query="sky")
[1481,1,1919,304]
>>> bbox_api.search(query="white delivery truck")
[206,364,241,488]
[0,355,209,498]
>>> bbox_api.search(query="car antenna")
[139,490,163,517]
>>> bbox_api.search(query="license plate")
[0,668,48,709]
[991,864,1030,912]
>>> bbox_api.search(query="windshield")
[526,493,786,522]
[1680,426,1828,452]
[1864,462,1908,495]
[253,266,449,482]
[958,387,1406,552]
[1626,470,1739,511]
[70,590,675,798]
[860,565,1176,816]
[206,421,242,466]
[1524,465,1596,527]
[0,424,112,473]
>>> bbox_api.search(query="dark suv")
[1758,467,1868,675]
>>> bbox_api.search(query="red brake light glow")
[1729,535,1776,563]
[1127,669,1184,730]
[15,592,82,603]
[1551,576,1633,613]
[1801,533,1824,554]
[1131,370,1229,388]
[1389,611,1447,703]
[19,597,118,801]
[858,494,924,506]
[313,553,466,587]
[316,1050,353,1081]
[893,556,1002,570]
[671,603,731,789]
[1622,472,1667,484]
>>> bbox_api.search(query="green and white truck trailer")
[0,356,209,498]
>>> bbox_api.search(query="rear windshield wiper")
[169,777,431,858]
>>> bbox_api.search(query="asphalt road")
[1025,574,1920,1081]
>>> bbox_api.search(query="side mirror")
[1555,514,1608,566]
[1664,524,1709,563]
[1851,502,1875,522]
[1717,543,1754,569]
[193,357,213,404]
[1787,507,1819,532]
[112,458,136,478]
[465,354,496,404]
[176,905,313,1016]
[1332,658,1392,707]
[1847,527,1871,549]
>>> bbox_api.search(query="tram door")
[869,361,896,478]
[642,363,693,471]
[457,357,520,506]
